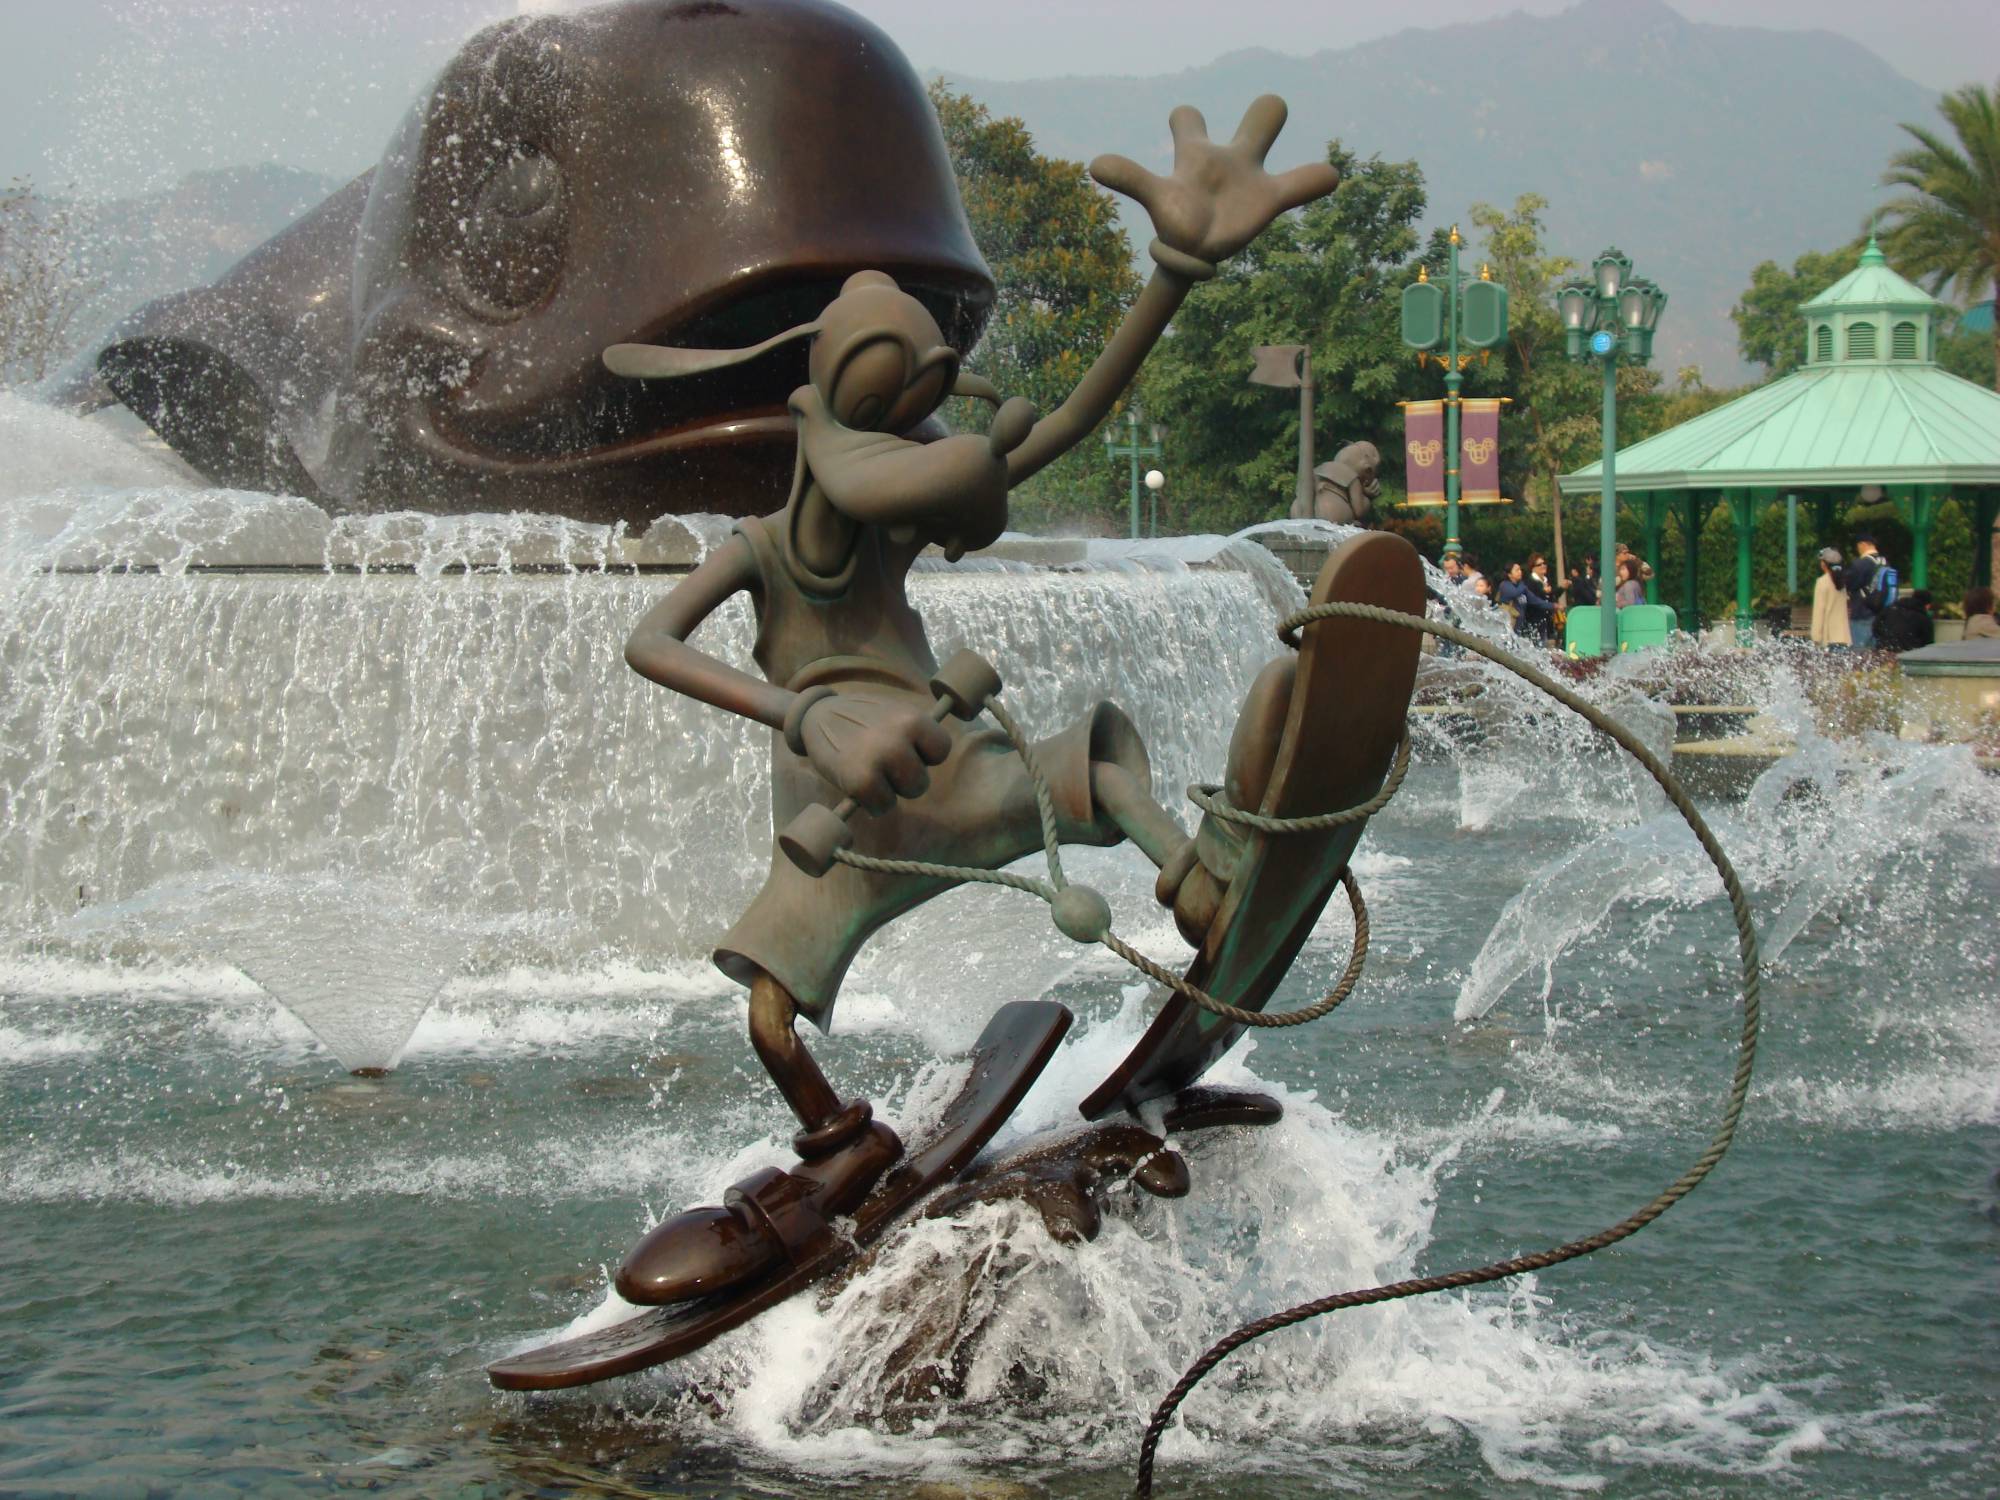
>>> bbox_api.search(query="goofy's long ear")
[603,321,820,380]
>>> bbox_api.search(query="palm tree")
[1878,80,2000,392]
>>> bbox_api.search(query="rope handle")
[825,601,1758,1500]
[1131,601,1763,1498]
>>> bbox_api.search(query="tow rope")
[835,603,1761,1500]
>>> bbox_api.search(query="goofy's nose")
[989,396,1037,458]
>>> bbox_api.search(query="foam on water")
[0,1023,103,1065]
[4,405,1995,1495]
[502,1006,1869,1492]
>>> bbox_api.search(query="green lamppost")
[1400,226,1509,558]
[1103,406,1164,539]
[1559,249,1666,657]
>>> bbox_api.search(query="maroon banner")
[1459,398,1503,501]
[1403,400,1445,503]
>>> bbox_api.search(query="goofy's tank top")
[733,513,936,698]
[713,512,1142,1021]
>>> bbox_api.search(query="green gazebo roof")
[1561,239,2000,495]
[1798,238,1942,314]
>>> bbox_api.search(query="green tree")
[928,84,1142,529]
[1466,195,1593,573]
[1136,145,1427,533]
[1455,196,1693,579]
[1730,243,1863,376]
[1629,365,1744,439]
[1938,319,1998,387]
[1878,79,2000,391]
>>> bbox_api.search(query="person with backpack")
[1838,533,1896,650]
[1496,561,1530,633]
[1874,589,1935,652]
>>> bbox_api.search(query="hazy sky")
[1,0,1991,195]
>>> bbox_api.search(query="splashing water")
[60,869,498,1073]
[2,402,1996,1497]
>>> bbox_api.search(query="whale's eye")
[454,148,566,315]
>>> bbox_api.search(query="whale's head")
[94,0,994,526]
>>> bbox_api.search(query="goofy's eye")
[829,338,910,431]
[454,148,566,314]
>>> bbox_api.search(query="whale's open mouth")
[426,269,991,472]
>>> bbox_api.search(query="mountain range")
[940,0,1943,380]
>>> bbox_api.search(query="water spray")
[804,601,1762,1499]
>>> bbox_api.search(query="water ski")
[1080,531,1424,1120]
[488,999,1071,1391]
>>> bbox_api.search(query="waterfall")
[1,398,1296,1067]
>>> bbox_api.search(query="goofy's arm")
[1006,96,1340,488]
[624,535,792,730]
[1004,270,1196,488]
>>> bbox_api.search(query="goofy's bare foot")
[614,973,903,1305]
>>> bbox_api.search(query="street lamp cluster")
[1559,249,1668,364]
[1103,407,1166,538]
[1559,248,1667,656]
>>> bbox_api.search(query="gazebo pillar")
[1641,493,1665,606]
[1813,493,1836,544]
[1896,487,1942,590]
[1727,488,1757,643]
[1974,489,1999,591]
[1681,491,1717,631]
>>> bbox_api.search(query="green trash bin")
[1619,604,1678,650]
[1564,606,1601,655]
[1564,604,1679,655]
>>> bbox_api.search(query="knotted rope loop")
[1187,735,1412,835]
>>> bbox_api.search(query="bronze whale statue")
[78,0,994,527]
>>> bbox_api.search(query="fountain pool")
[2,397,1996,1496]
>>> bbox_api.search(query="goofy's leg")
[615,972,900,1306]
[748,969,879,1159]
[1092,655,1297,947]
[1088,762,1187,871]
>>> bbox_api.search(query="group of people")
[1438,544,1652,642]
[1432,531,1998,653]
[1810,534,2000,651]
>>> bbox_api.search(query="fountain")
[3,2,1997,1495]
[0,383,1301,1072]
[6,375,1996,1489]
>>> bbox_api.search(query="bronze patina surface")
[1293,440,1383,526]
[80,0,993,525]
[1081,531,1426,1119]
[495,97,1362,1388]
[488,1000,1071,1389]
[615,97,1339,1157]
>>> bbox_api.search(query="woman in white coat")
[1811,547,1852,648]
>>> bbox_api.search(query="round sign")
[1589,329,1617,357]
